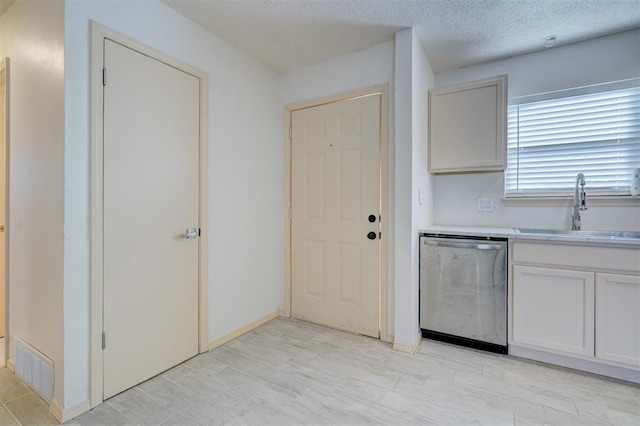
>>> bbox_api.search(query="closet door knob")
[180,228,198,239]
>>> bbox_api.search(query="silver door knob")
[180,228,198,239]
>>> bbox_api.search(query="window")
[505,86,640,197]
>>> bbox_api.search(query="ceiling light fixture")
[544,36,557,48]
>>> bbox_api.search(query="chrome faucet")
[572,173,587,230]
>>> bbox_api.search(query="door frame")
[284,85,390,342]
[0,57,9,366]
[89,22,209,407]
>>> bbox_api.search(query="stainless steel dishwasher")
[419,233,507,354]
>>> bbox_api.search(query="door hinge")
[102,68,107,86]
[289,127,292,140]
[102,332,106,350]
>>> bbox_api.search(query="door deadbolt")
[368,215,376,223]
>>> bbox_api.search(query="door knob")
[367,231,377,240]
[180,228,198,239]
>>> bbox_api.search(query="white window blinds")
[505,86,640,197]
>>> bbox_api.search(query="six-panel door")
[291,94,381,338]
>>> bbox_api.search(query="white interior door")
[291,94,381,338]
[103,40,200,399]
[0,69,5,339]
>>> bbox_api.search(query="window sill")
[501,195,640,207]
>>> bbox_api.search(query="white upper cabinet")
[428,75,507,173]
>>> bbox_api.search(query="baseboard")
[208,310,281,351]
[382,333,394,344]
[6,358,14,372]
[392,330,421,354]
[50,398,91,423]
[49,400,63,423]
[510,344,640,384]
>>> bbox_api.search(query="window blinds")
[505,86,640,197]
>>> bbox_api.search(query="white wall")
[279,41,397,335]
[64,0,281,408]
[393,30,414,346]
[410,32,434,338]
[393,29,435,348]
[279,41,395,106]
[433,30,640,231]
[436,30,640,98]
[0,0,65,404]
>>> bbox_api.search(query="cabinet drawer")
[511,242,640,274]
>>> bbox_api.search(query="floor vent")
[15,337,54,403]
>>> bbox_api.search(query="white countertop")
[419,225,515,238]
[420,225,640,247]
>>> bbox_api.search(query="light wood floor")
[2,318,640,425]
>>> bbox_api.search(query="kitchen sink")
[516,228,640,239]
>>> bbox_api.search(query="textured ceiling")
[161,0,640,73]
[0,0,15,18]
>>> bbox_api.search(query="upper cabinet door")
[429,75,507,174]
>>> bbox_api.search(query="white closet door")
[103,39,200,398]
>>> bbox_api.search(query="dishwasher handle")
[422,239,503,250]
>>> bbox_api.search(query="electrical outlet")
[477,198,496,212]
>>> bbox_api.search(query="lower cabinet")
[512,265,594,357]
[596,273,640,367]
[510,240,640,377]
